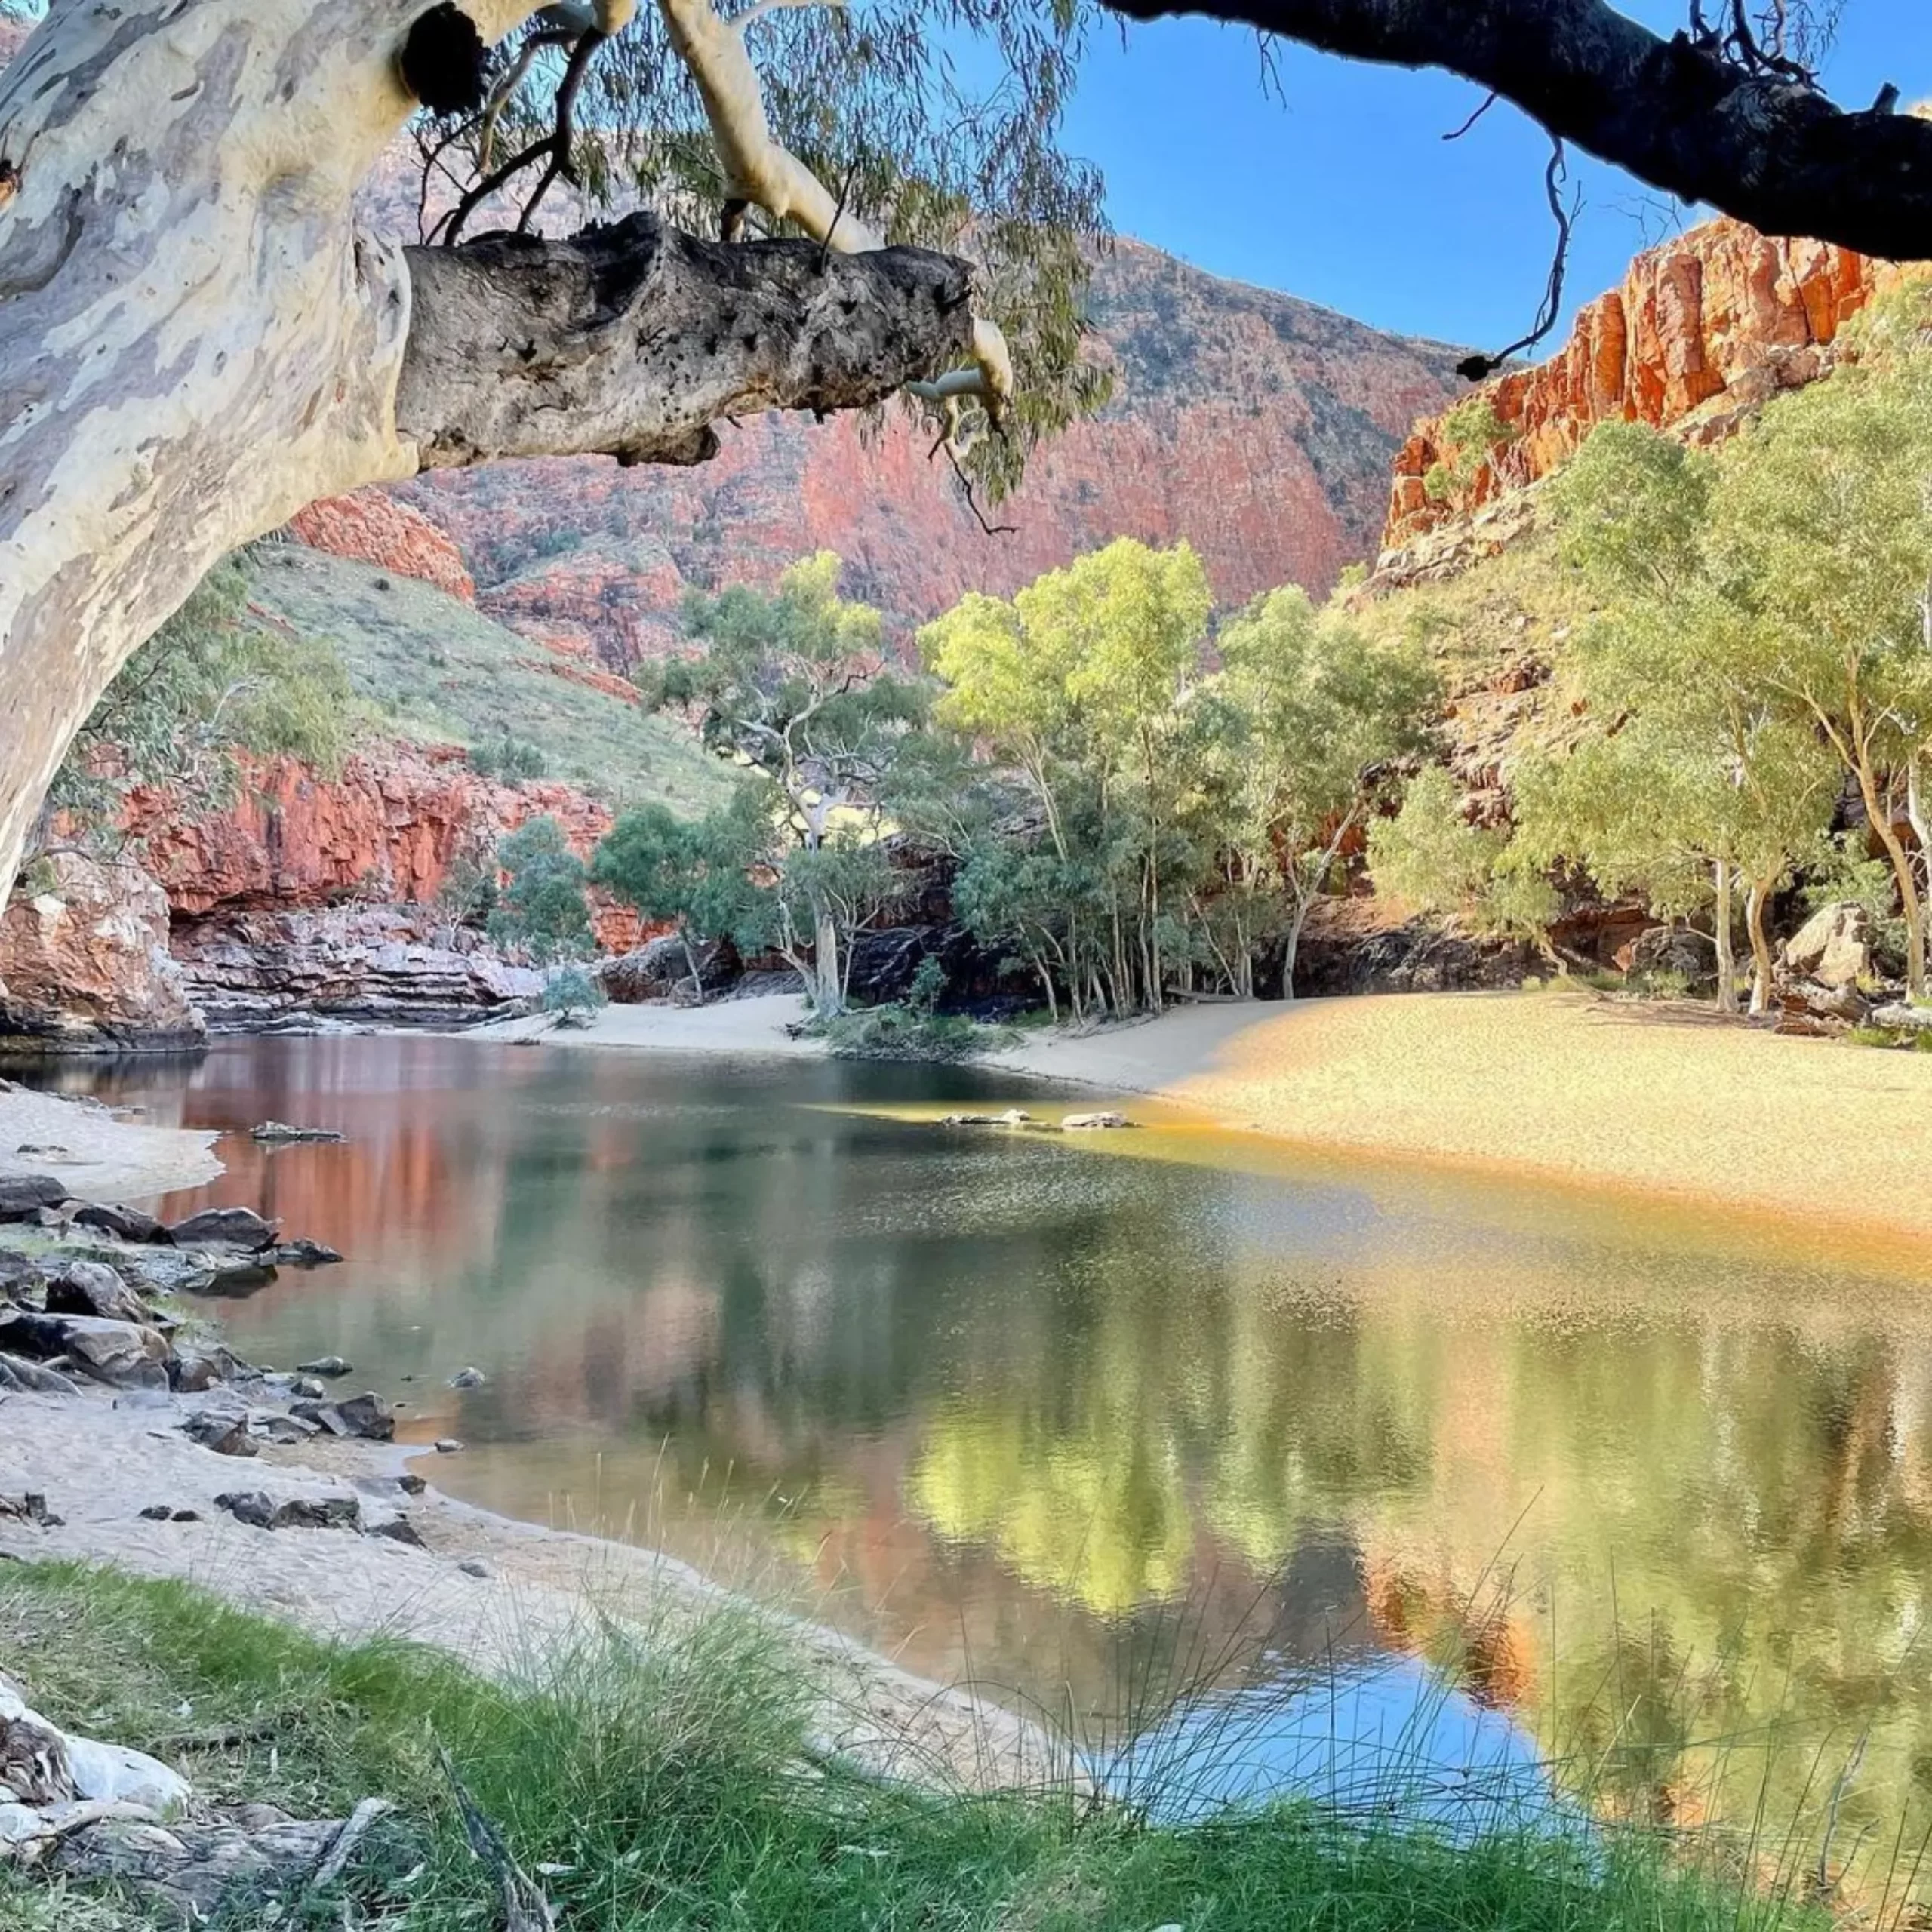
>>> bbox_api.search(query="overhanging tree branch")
[395,214,975,470]
[1097,0,1932,260]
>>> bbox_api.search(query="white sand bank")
[0,1078,220,1200]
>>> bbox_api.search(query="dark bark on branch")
[1100,0,1932,261]
[396,214,974,470]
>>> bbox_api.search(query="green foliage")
[542,963,608,1026]
[489,816,592,965]
[1206,586,1439,989]
[920,540,1436,1008]
[645,555,924,1014]
[1367,767,1504,917]
[907,952,949,1016]
[1422,396,1517,503]
[1546,421,1713,595]
[48,558,363,849]
[0,1561,1837,1932]
[809,1001,1004,1060]
[592,800,702,928]
[469,735,548,783]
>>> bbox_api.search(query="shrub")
[543,964,607,1026]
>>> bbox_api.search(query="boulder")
[215,1490,361,1531]
[0,1251,45,1303]
[71,1202,169,1244]
[0,1175,66,1223]
[168,1343,247,1394]
[250,1121,346,1144]
[266,1238,342,1267]
[297,1355,353,1378]
[448,1365,486,1389]
[1781,902,1876,990]
[0,1355,78,1395]
[166,1207,278,1251]
[0,853,205,1048]
[365,1512,426,1548]
[0,1309,170,1389]
[290,1392,394,1441]
[597,932,743,1004]
[1623,925,1715,990]
[1063,1111,1134,1131]
[180,1410,258,1457]
[44,1260,147,1325]
[1870,1002,1932,1035]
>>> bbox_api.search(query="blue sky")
[1060,0,1930,347]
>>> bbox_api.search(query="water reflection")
[23,1035,1932,1892]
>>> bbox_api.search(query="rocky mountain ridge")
[389,238,1466,667]
[1380,217,1909,558]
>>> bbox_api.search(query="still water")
[25,1034,1932,1875]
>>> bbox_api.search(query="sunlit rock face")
[1382,217,1907,550]
[284,492,475,605]
[124,747,643,951]
[0,854,205,1048]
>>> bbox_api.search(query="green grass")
[241,545,732,816]
[0,1562,1834,1931]
[812,1002,1017,1061]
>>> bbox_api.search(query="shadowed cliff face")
[377,240,1464,667]
[1382,218,1910,552]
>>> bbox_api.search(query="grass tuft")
[0,1562,1835,1931]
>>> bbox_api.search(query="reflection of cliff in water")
[51,1035,1932,1902]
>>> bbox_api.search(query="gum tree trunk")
[0,0,970,906]
[1712,860,1738,1014]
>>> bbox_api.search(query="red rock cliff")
[124,746,642,950]
[286,489,477,604]
[1383,219,1910,549]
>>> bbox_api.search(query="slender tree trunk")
[1853,755,1927,1002]
[812,902,844,1017]
[1746,873,1777,1017]
[1281,896,1309,1001]
[1712,861,1739,1014]
[1909,753,1930,902]
[679,928,706,1002]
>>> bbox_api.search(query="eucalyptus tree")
[645,551,920,1012]
[1710,347,1932,1002]
[5,0,1931,904]
[1208,586,1437,998]
[489,813,595,961]
[1544,422,1840,1012]
[923,537,1211,1014]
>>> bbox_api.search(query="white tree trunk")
[811,903,844,1017]
[0,0,970,903]
[1712,860,1739,1014]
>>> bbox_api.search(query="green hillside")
[242,545,731,817]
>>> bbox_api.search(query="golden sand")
[991,989,1932,1251]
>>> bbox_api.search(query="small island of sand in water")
[5,4,1932,1922]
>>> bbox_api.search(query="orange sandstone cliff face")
[285,490,477,604]
[124,746,642,952]
[1383,219,1904,550]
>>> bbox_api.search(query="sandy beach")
[0,1075,221,1198]
[485,986,1932,1247]
[988,989,1932,1246]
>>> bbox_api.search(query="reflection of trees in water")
[112,1041,1932,1896]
